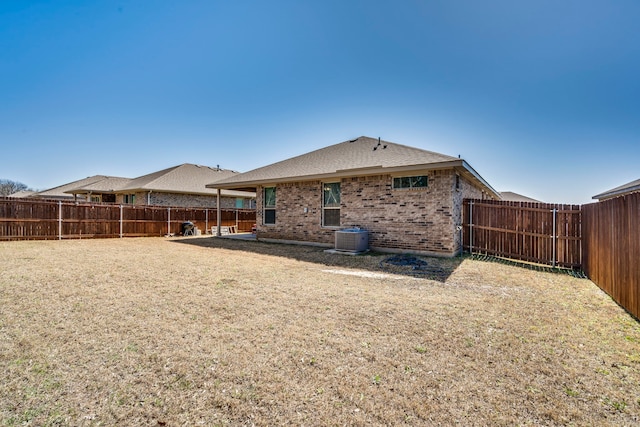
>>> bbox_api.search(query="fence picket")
[463,199,582,269]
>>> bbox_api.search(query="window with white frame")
[263,187,276,225]
[322,182,341,227]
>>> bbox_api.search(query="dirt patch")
[1,236,639,426]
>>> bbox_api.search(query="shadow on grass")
[170,236,465,282]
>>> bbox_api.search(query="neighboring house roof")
[592,178,640,201]
[68,177,134,193]
[8,190,36,198]
[209,136,500,198]
[499,191,542,203]
[33,175,125,199]
[118,163,253,198]
[64,163,254,198]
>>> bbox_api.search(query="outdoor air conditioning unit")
[335,228,369,252]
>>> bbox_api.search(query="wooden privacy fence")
[0,198,256,240]
[463,199,582,269]
[582,193,640,320]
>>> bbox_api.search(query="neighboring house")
[499,191,542,203]
[7,190,36,198]
[210,136,500,256]
[28,175,126,201]
[21,164,255,208]
[592,178,640,201]
[65,164,255,208]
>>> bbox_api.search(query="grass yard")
[1,236,639,426]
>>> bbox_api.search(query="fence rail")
[582,193,640,319]
[463,199,582,269]
[0,198,256,240]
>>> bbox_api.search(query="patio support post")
[167,207,171,236]
[205,209,208,233]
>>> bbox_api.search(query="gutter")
[593,186,640,201]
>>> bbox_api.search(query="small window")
[235,198,244,209]
[123,194,135,204]
[263,187,276,225]
[393,175,428,189]
[323,182,341,227]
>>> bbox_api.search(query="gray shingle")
[212,136,459,187]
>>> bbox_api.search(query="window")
[263,187,276,225]
[323,182,341,227]
[123,194,135,204]
[393,175,428,189]
[235,198,244,209]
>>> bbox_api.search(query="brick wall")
[257,181,335,244]
[256,170,485,256]
[115,192,253,209]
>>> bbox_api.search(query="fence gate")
[463,199,582,269]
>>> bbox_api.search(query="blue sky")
[1,0,638,204]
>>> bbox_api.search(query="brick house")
[105,164,255,209]
[34,164,255,208]
[211,136,500,256]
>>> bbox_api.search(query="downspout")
[147,190,152,205]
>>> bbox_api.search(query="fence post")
[235,209,239,229]
[552,207,557,267]
[167,207,171,236]
[216,189,221,236]
[119,205,123,238]
[469,201,474,254]
[58,200,62,240]
[205,209,209,233]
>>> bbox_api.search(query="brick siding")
[115,192,253,209]
[256,169,485,256]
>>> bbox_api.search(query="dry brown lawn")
[1,236,639,426]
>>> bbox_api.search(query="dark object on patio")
[182,221,195,236]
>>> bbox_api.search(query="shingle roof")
[593,178,640,200]
[499,191,542,203]
[8,190,36,198]
[210,136,499,197]
[35,175,126,199]
[67,177,133,193]
[43,164,254,199]
[118,163,253,197]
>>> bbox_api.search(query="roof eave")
[459,160,501,199]
[209,160,500,198]
[593,185,640,200]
